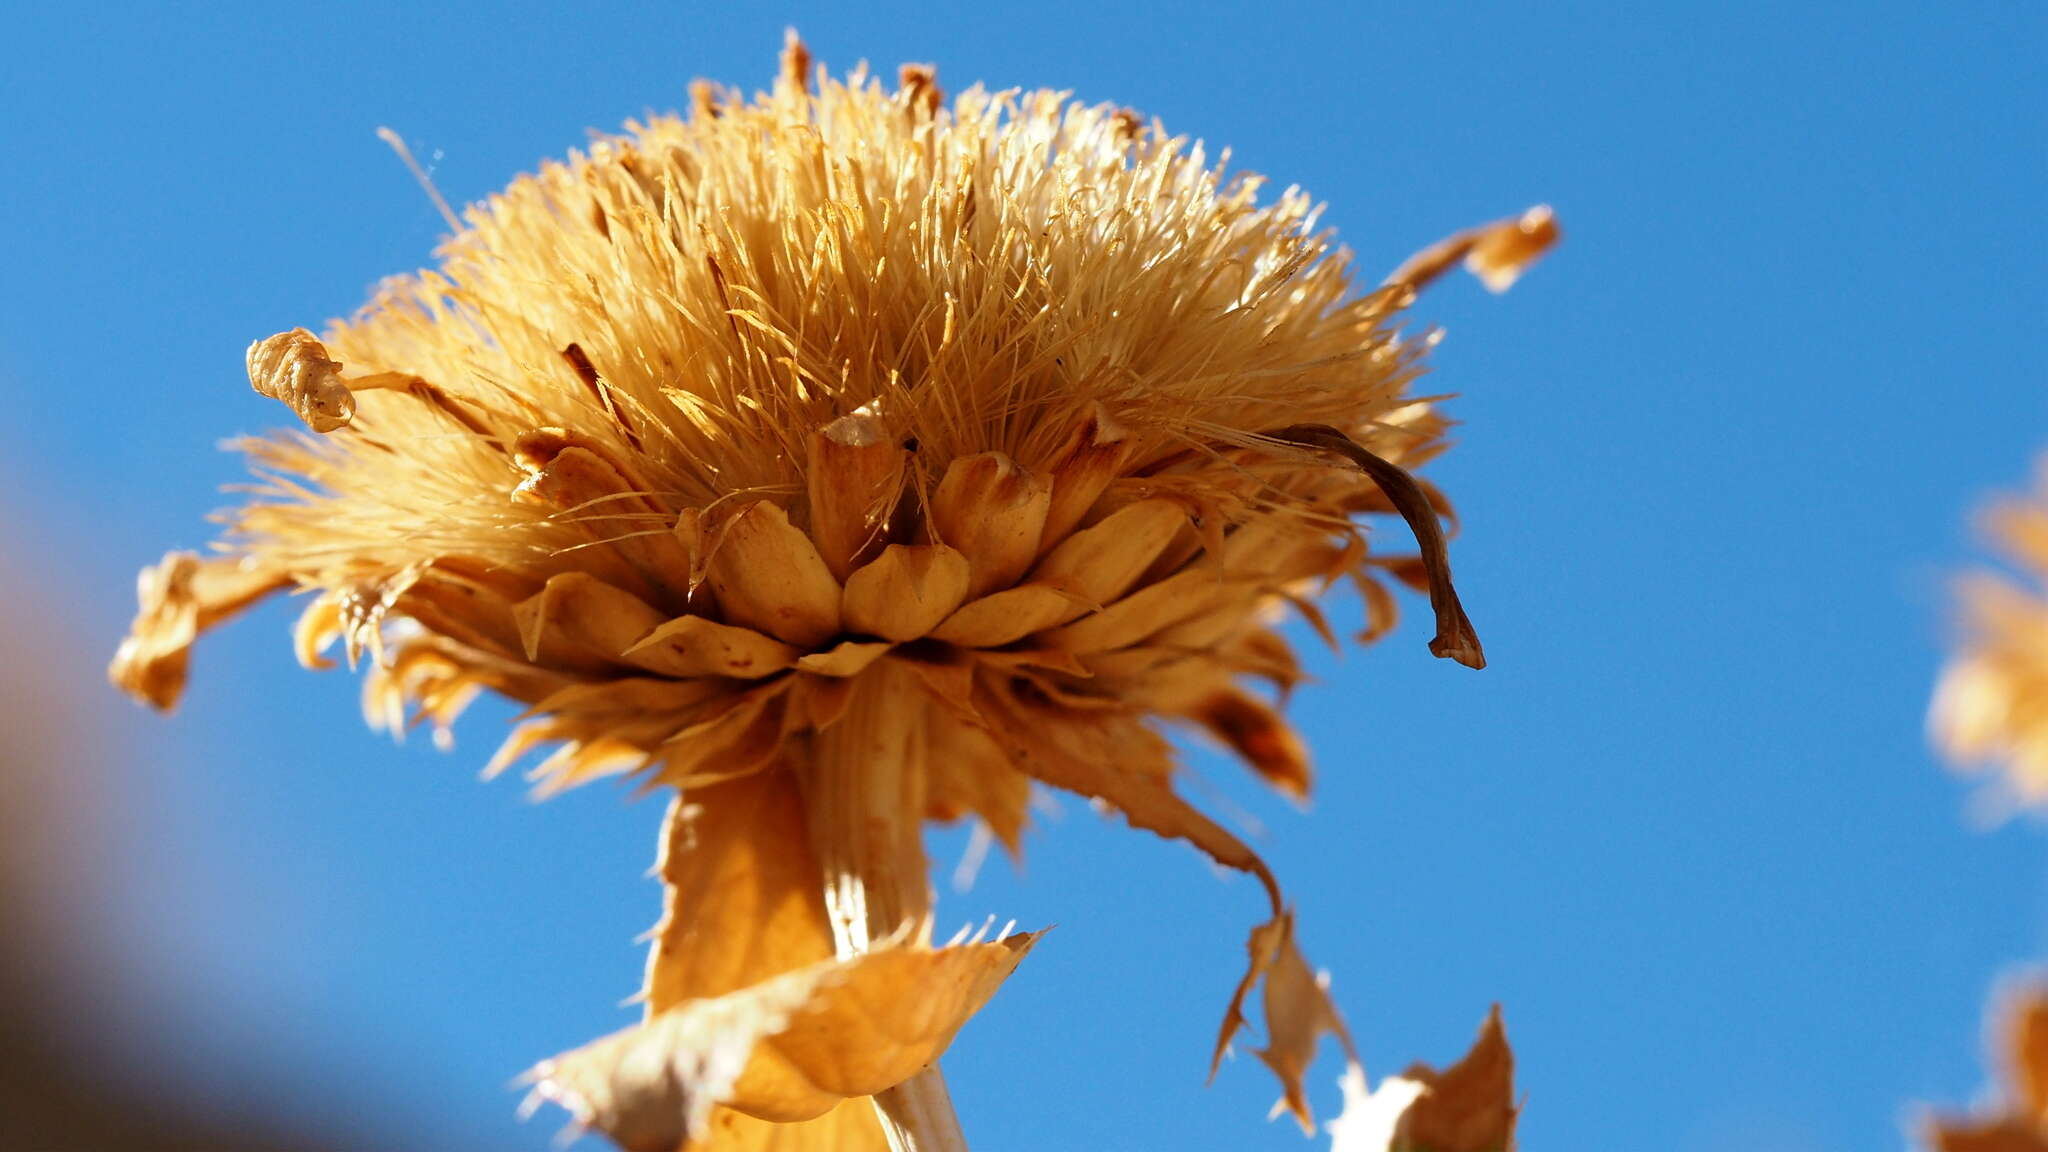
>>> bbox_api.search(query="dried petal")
[689,1100,889,1151]
[109,552,288,710]
[1028,498,1189,610]
[646,770,836,1011]
[1036,569,1252,654]
[1251,914,1358,1132]
[806,410,909,581]
[529,932,1041,1148]
[929,452,1051,598]
[514,572,666,666]
[841,544,971,642]
[1384,206,1558,294]
[626,615,800,679]
[1037,406,1129,553]
[794,640,895,679]
[706,500,844,648]
[1186,687,1312,801]
[930,585,1076,648]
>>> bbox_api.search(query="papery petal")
[530,931,1042,1148]
[841,545,970,642]
[109,551,290,710]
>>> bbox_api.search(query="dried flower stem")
[803,661,966,1152]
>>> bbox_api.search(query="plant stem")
[803,661,968,1152]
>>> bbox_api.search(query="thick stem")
[802,662,968,1152]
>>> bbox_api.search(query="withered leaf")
[529,931,1042,1150]
[1397,1005,1518,1152]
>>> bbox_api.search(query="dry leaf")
[1251,914,1357,1131]
[1397,1005,1518,1152]
[645,770,836,1009]
[531,931,1041,1149]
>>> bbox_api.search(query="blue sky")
[2,3,2043,1150]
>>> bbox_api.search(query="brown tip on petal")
[1263,425,1485,669]
[898,63,943,118]
[780,29,812,94]
[689,79,723,120]
[247,328,355,432]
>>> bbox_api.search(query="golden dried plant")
[112,36,1551,1150]
[1933,461,2048,810]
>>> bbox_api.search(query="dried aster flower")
[1933,461,2048,811]
[112,36,1552,1150]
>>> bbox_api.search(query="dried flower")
[112,35,1552,1149]
[1932,461,2048,810]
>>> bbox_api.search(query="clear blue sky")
[2,3,2043,1150]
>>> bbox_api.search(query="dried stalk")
[803,660,966,1152]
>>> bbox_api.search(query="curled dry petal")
[530,930,1042,1150]
[1264,424,1485,669]
[1250,914,1359,1132]
[247,328,355,432]
[108,552,289,711]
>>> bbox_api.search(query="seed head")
[112,36,1552,1149]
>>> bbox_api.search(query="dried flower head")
[112,36,1551,1150]
[1932,461,2048,811]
